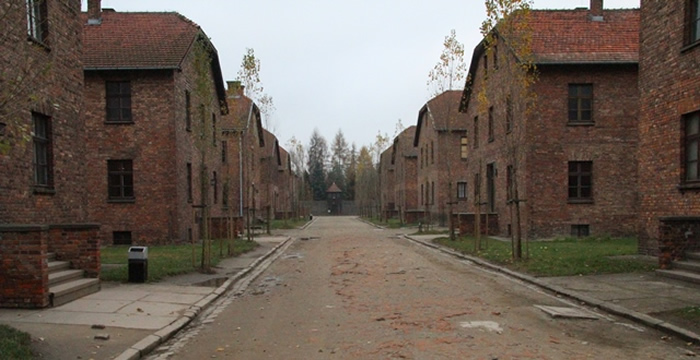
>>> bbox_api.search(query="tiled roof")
[460,7,639,112]
[327,182,342,193]
[82,11,200,69]
[529,9,639,64]
[414,91,466,146]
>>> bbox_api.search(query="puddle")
[459,321,504,334]
[193,277,228,287]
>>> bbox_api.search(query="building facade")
[460,1,640,239]
[82,4,228,245]
[0,0,100,308]
[638,0,700,260]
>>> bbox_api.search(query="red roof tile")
[528,9,639,64]
[82,11,200,69]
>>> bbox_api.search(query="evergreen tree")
[307,129,328,201]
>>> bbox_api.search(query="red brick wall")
[49,224,101,278]
[0,226,50,308]
[84,39,226,245]
[638,0,700,254]
[0,0,89,225]
[463,50,639,239]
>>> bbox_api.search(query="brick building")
[379,146,396,220]
[0,0,100,308]
[220,82,266,234]
[638,0,700,260]
[414,91,470,226]
[379,126,420,223]
[460,1,640,239]
[82,3,228,245]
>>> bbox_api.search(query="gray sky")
[84,0,639,151]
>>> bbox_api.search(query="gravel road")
[151,216,695,359]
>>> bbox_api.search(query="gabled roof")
[529,9,639,64]
[392,126,417,164]
[82,10,228,113]
[414,91,466,146]
[327,182,342,193]
[82,11,199,70]
[460,7,639,112]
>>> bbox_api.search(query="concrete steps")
[47,253,100,307]
[656,252,700,285]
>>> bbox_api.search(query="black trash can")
[128,246,148,283]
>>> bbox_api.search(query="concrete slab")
[118,301,188,317]
[57,299,131,313]
[535,305,600,320]
[141,292,207,305]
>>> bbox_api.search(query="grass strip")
[0,324,33,360]
[100,239,259,282]
[433,236,655,277]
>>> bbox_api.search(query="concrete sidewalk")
[407,234,700,343]
[0,236,292,360]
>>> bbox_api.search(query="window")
[486,163,495,212]
[187,163,193,203]
[688,0,700,44]
[684,111,700,182]
[212,113,217,146]
[473,116,479,148]
[571,225,590,237]
[26,0,48,43]
[460,136,468,159]
[32,112,52,187]
[506,165,514,201]
[568,161,592,201]
[420,148,424,169]
[222,140,228,163]
[212,171,218,204]
[113,231,132,245]
[431,141,434,164]
[108,160,134,200]
[488,106,494,142]
[199,104,206,139]
[457,181,467,200]
[568,84,593,123]
[222,182,229,208]
[506,96,513,133]
[493,45,499,70]
[185,91,191,131]
[431,181,435,205]
[421,184,424,206]
[106,81,132,123]
[483,54,488,75]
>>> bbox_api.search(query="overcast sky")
[84,0,639,152]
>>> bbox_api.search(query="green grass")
[100,239,259,282]
[364,217,415,229]
[0,324,33,360]
[269,217,309,229]
[672,306,700,321]
[433,236,655,277]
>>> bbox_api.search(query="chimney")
[87,0,102,25]
[589,0,604,21]
[226,81,244,98]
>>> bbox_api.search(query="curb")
[403,235,700,344]
[113,236,294,360]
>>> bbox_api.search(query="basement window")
[113,231,132,245]
[571,225,590,237]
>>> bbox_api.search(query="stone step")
[687,252,700,261]
[48,269,84,286]
[656,269,700,285]
[48,260,70,273]
[49,278,101,307]
[673,259,700,274]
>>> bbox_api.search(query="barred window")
[108,160,134,200]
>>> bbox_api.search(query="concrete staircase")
[48,253,100,307]
[656,252,700,285]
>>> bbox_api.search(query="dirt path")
[151,216,695,359]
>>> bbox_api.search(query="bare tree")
[479,0,536,260]
[426,29,468,240]
[236,48,276,131]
